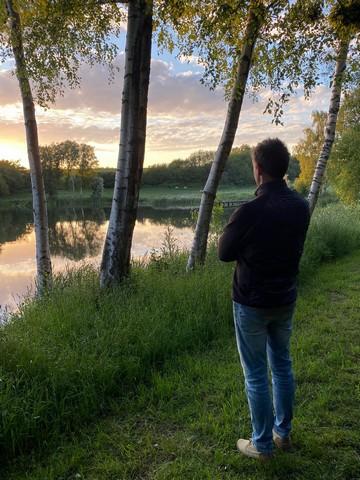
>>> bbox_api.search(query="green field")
[0,185,256,209]
[138,185,255,207]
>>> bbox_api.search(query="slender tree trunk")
[308,36,350,215]
[71,176,76,194]
[186,6,263,271]
[100,0,152,287]
[6,0,52,292]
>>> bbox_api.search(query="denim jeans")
[233,301,296,454]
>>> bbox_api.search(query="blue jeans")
[233,301,296,454]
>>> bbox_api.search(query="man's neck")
[259,175,276,185]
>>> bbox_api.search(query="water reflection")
[48,209,106,260]
[0,206,194,313]
[0,208,33,251]
[136,207,194,229]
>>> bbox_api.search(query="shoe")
[273,429,292,451]
[236,438,273,461]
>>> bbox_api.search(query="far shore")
[0,185,255,210]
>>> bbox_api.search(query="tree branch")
[96,0,129,4]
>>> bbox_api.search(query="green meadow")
[0,185,256,209]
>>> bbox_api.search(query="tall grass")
[0,260,233,460]
[301,203,360,276]
[0,203,359,461]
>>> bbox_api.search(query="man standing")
[218,138,310,460]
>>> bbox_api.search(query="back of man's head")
[252,138,290,179]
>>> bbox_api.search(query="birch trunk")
[308,36,350,215]
[100,0,152,287]
[6,0,52,292]
[186,6,262,271]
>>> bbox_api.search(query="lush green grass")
[138,185,255,207]
[3,251,360,480]
[0,203,360,477]
[0,191,34,206]
[0,254,234,462]
[301,203,360,277]
[0,185,255,209]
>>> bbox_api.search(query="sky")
[0,30,333,168]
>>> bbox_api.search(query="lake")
[0,206,196,315]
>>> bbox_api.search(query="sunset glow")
[0,49,332,168]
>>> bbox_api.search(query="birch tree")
[0,0,123,292]
[186,3,264,269]
[100,0,153,286]
[308,1,360,214]
[308,38,350,213]
[158,0,333,269]
[5,0,52,291]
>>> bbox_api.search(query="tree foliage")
[0,0,124,106]
[295,87,360,204]
[155,0,359,125]
[328,86,360,204]
[40,141,99,194]
[294,111,327,194]
[139,146,299,187]
[0,160,29,196]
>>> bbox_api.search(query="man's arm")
[218,205,250,262]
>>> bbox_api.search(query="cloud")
[0,70,20,105]
[178,54,206,68]
[0,56,331,166]
[0,56,226,116]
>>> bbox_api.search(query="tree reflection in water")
[48,208,106,260]
[0,205,197,314]
[0,206,198,260]
[136,206,194,228]
[0,208,33,252]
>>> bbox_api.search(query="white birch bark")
[100,0,152,287]
[186,6,262,270]
[6,0,52,293]
[308,36,350,215]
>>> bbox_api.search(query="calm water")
[0,206,194,314]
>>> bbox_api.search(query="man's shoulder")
[229,196,263,222]
[287,187,310,212]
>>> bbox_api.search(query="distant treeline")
[99,146,300,189]
[0,160,30,196]
[0,141,98,198]
[0,144,300,198]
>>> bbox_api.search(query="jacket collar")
[255,179,287,197]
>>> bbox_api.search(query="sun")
[0,141,27,166]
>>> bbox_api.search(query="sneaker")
[236,439,273,461]
[273,429,292,451]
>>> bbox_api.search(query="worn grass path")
[4,252,360,480]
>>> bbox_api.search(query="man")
[218,138,310,460]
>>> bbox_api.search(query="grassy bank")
[300,203,360,277]
[0,204,360,473]
[0,185,255,209]
[4,251,360,479]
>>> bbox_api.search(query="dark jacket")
[218,179,310,307]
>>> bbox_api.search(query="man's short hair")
[252,138,290,179]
